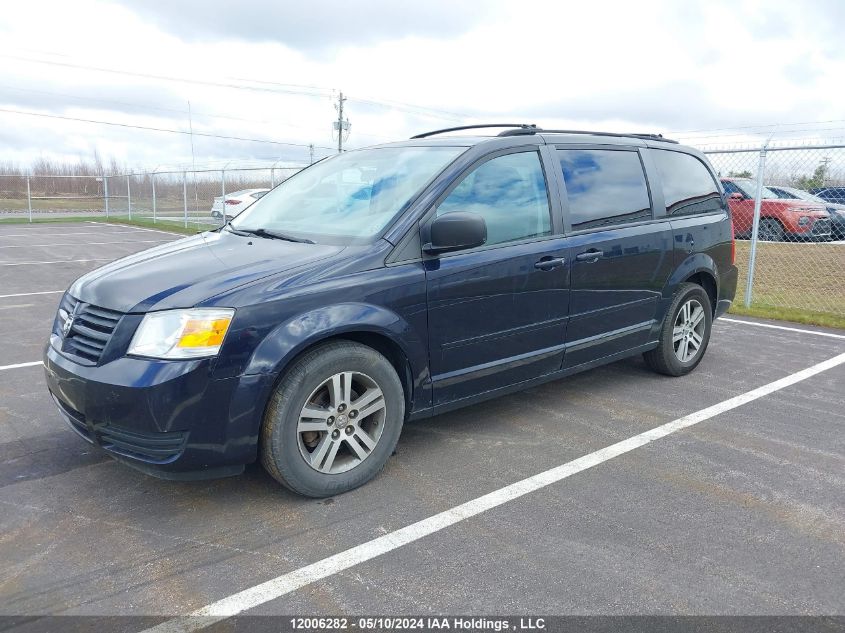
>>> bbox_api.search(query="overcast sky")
[1,0,843,170]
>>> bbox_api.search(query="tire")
[643,283,713,377]
[758,218,784,242]
[260,340,405,497]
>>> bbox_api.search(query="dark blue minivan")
[45,125,737,497]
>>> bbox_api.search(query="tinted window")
[557,149,651,230]
[437,151,551,246]
[721,180,743,197]
[653,150,722,215]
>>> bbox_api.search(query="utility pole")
[333,91,349,154]
[821,155,831,185]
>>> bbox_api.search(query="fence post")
[221,169,226,226]
[744,148,768,308]
[26,175,32,223]
[182,171,188,228]
[104,177,110,219]
[151,174,157,223]
[126,175,131,220]
[270,167,275,188]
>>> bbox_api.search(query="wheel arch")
[683,271,718,315]
[244,302,423,416]
[664,253,720,315]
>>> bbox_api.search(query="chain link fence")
[703,143,845,321]
[1,145,844,323]
[0,165,306,230]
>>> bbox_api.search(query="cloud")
[1,0,844,168]
[119,0,499,53]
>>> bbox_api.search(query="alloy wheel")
[673,299,706,363]
[296,371,386,474]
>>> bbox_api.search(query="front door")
[424,149,569,406]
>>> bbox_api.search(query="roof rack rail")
[532,129,679,143]
[410,124,537,139]
[410,124,678,144]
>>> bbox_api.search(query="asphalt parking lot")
[1,223,844,626]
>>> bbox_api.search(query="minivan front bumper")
[44,339,273,479]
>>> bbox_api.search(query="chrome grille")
[58,295,124,364]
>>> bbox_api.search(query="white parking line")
[0,230,145,238]
[0,258,112,267]
[0,290,63,299]
[0,239,170,249]
[0,361,42,371]
[91,221,187,237]
[720,317,845,340]
[142,351,845,633]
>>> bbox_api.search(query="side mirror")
[424,212,487,254]
[728,192,744,200]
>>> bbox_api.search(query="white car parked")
[210,188,270,220]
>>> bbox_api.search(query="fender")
[243,302,427,384]
[663,252,719,300]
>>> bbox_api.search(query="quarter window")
[653,150,722,215]
[437,151,551,246]
[557,149,651,230]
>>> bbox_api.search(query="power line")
[1,52,478,132]
[0,107,335,150]
[347,95,470,123]
[166,73,474,123]
[671,118,845,136]
[0,83,398,142]
[0,54,333,99]
[677,126,845,142]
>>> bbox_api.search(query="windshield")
[784,188,826,204]
[732,179,779,199]
[231,146,464,241]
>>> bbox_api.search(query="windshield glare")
[231,146,464,241]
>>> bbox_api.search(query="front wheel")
[758,218,784,242]
[644,283,712,376]
[260,341,405,497]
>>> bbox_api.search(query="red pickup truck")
[721,178,831,242]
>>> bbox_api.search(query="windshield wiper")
[226,226,314,244]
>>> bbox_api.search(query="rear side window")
[437,151,551,246]
[557,149,651,230]
[653,150,722,215]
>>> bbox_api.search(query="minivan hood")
[69,230,345,312]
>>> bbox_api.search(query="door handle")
[534,256,566,271]
[575,249,603,263]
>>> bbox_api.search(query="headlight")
[128,308,235,359]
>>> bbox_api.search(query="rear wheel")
[644,283,712,377]
[260,341,404,497]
